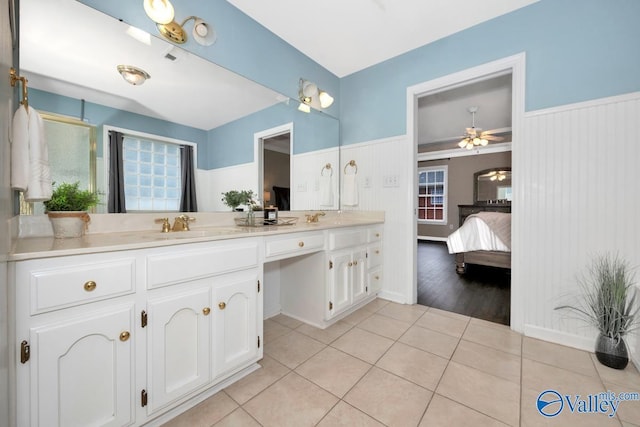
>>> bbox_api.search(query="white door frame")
[406,53,526,332]
[253,122,294,207]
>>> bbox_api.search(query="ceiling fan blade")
[483,134,504,141]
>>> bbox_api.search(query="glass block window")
[123,137,181,211]
[418,166,447,223]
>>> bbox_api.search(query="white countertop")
[10,211,384,261]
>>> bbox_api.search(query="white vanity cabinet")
[144,239,262,415]
[367,227,384,295]
[326,226,381,320]
[12,253,137,427]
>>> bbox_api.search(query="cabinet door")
[148,285,212,412]
[33,305,134,427]
[213,271,259,378]
[351,249,368,304]
[328,251,352,317]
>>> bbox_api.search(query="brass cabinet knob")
[376,233,380,237]
[298,241,304,247]
[353,261,358,265]
[218,302,226,310]
[375,275,380,280]
[119,331,130,342]
[348,262,353,267]
[375,250,380,254]
[203,307,211,315]
[84,281,97,292]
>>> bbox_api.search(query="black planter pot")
[595,334,629,370]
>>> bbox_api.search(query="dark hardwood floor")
[417,240,511,326]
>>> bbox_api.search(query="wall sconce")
[298,78,334,112]
[117,65,151,85]
[143,0,216,46]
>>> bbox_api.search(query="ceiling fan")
[457,106,504,150]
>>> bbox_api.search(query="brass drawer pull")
[353,261,358,265]
[119,331,130,342]
[298,241,304,247]
[219,302,226,310]
[84,281,97,292]
[203,307,211,315]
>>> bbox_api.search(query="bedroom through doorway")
[412,68,514,326]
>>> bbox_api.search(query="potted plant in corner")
[44,182,100,238]
[556,254,639,369]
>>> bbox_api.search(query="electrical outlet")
[383,175,399,187]
[296,182,307,192]
[363,176,371,188]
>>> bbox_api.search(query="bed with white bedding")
[446,211,511,274]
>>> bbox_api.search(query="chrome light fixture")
[143,0,216,46]
[117,65,151,85]
[298,78,334,112]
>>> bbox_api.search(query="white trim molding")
[406,52,526,332]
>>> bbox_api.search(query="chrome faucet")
[172,214,196,231]
[305,211,326,223]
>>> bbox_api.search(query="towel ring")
[344,160,357,175]
[321,163,333,177]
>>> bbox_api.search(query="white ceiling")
[227,0,539,78]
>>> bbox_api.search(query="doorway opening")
[255,123,293,211]
[407,53,525,331]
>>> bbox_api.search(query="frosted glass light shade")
[144,0,175,25]
[318,91,334,108]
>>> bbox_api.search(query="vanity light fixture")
[143,0,216,46]
[298,78,334,112]
[117,65,151,85]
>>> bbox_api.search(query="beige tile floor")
[163,299,640,427]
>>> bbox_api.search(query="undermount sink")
[143,228,245,240]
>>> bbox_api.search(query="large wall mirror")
[19,0,340,213]
[474,167,512,204]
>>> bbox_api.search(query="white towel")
[319,174,334,207]
[11,105,52,202]
[342,174,358,206]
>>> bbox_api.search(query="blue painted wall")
[78,0,339,117]
[207,102,339,169]
[340,0,640,145]
[76,0,640,154]
[30,88,208,167]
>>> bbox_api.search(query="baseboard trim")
[377,290,407,304]
[524,324,595,352]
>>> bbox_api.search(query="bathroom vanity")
[8,211,384,426]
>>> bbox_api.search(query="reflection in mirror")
[19,0,340,213]
[19,114,97,215]
[474,167,512,204]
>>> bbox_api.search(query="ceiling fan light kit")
[457,106,500,150]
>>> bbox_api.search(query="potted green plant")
[44,182,100,238]
[221,190,256,211]
[556,254,639,369]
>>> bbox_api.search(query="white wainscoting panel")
[199,163,257,212]
[290,148,339,211]
[340,136,414,303]
[515,92,640,359]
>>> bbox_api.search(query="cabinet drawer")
[329,229,367,250]
[29,259,135,314]
[265,232,325,260]
[367,228,383,243]
[367,244,383,268]
[368,268,383,294]
[147,241,259,288]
